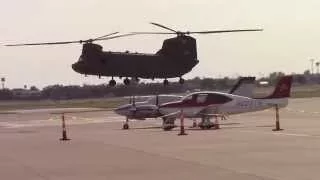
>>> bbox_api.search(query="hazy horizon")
[1,0,319,89]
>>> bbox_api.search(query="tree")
[303,70,311,75]
[200,78,216,90]
[269,72,285,85]
[30,86,39,91]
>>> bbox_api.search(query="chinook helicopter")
[5,22,263,86]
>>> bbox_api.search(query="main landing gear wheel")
[162,118,175,131]
[179,78,185,84]
[123,118,129,130]
[199,117,214,129]
[124,78,130,85]
[109,79,116,87]
[163,79,169,86]
[123,123,129,130]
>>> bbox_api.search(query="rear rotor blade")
[150,22,177,33]
[187,29,263,34]
[130,32,176,35]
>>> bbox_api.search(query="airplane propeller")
[132,22,263,36]
[129,96,137,113]
[155,94,159,107]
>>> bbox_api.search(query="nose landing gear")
[123,117,129,129]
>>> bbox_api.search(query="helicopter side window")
[196,94,208,104]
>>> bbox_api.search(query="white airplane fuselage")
[159,92,289,118]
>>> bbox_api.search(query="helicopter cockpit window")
[196,94,208,104]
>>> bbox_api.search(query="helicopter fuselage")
[72,51,198,79]
[72,36,199,79]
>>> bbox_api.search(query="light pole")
[310,59,315,74]
[1,77,5,89]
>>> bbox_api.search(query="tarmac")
[1,98,320,180]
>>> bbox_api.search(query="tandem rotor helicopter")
[5,22,263,86]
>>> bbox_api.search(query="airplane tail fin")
[260,75,293,99]
[229,77,256,97]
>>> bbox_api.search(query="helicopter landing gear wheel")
[109,79,116,87]
[124,78,130,85]
[163,79,169,86]
[179,78,185,84]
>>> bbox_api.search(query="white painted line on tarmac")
[239,130,315,138]
[0,117,125,129]
[272,132,311,137]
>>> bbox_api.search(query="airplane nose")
[114,107,123,116]
[114,105,131,116]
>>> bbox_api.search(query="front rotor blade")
[5,40,81,46]
[150,22,177,33]
[5,32,121,47]
[187,29,263,34]
[96,33,147,41]
[94,32,119,40]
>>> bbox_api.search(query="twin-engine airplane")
[114,76,256,130]
[159,75,293,129]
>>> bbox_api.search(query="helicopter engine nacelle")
[158,36,197,60]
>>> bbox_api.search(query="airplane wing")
[196,105,228,120]
[198,112,228,119]
[158,111,181,119]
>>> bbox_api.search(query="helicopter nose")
[72,62,80,73]
[72,62,86,74]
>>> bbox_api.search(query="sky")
[1,0,320,89]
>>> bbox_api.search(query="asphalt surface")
[1,98,320,180]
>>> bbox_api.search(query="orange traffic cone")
[272,105,283,131]
[60,113,70,141]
